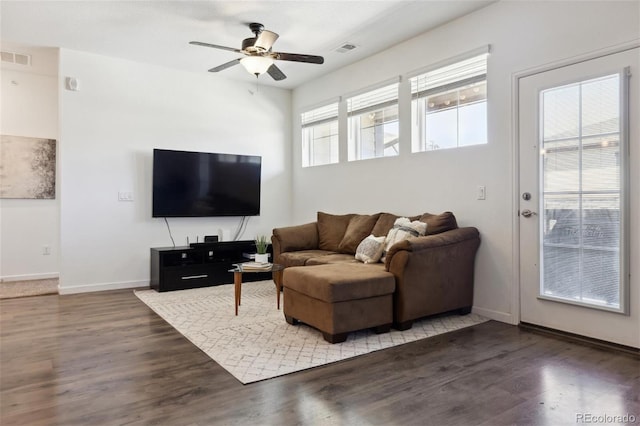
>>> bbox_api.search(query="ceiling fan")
[190,23,324,81]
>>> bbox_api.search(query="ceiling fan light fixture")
[240,56,273,76]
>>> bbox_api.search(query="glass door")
[518,48,639,347]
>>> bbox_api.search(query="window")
[410,53,488,152]
[301,102,339,167]
[540,73,627,311]
[347,83,399,161]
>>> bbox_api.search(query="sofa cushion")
[419,211,458,235]
[381,217,427,261]
[283,263,395,303]
[279,250,337,268]
[317,212,356,251]
[355,235,386,264]
[306,253,359,265]
[337,214,380,254]
[371,213,398,237]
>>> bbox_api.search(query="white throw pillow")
[381,217,428,262]
[355,235,386,264]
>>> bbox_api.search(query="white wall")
[58,49,291,293]
[291,1,640,323]
[0,45,60,281]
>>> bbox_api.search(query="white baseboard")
[1,272,59,282]
[472,306,516,325]
[59,279,149,295]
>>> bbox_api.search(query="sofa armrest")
[271,222,319,264]
[384,227,481,324]
[384,227,479,268]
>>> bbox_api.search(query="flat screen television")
[152,149,261,217]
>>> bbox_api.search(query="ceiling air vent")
[1,51,32,66]
[335,43,357,54]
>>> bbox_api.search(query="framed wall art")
[0,135,56,199]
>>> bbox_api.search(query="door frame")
[511,40,640,325]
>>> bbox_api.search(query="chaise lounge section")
[273,212,481,342]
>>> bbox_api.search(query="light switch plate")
[118,191,134,201]
[477,185,486,200]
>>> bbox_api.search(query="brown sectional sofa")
[272,211,481,341]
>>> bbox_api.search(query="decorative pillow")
[381,217,428,261]
[419,211,458,235]
[355,235,386,264]
[317,212,355,251]
[338,214,380,254]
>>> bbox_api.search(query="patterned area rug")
[0,279,58,299]
[135,281,488,384]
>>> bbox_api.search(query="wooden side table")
[229,263,285,316]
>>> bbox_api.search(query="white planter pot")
[255,253,269,263]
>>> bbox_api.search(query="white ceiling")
[1,1,493,89]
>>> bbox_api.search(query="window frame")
[300,100,340,168]
[409,47,489,152]
[346,81,400,162]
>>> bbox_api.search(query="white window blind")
[540,73,626,311]
[301,102,339,128]
[410,53,488,97]
[347,83,398,116]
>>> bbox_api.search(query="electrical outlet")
[477,185,486,200]
[118,191,134,201]
[42,245,51,255]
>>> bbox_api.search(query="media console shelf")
[150,240,271,292]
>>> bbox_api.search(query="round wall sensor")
[66,77,80,91]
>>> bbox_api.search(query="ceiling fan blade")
[272,52,324,64]
[254,30,279,51]
[208,58,242,73]
[267,64,287,81]
[190,41,242,53]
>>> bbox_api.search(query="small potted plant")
[254,235,270,263]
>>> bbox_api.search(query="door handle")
[520,209,537,218]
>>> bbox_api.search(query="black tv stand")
[150,240,270,292]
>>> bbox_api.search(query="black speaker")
[204,235,219,243]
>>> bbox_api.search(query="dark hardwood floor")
[1,289,638,426]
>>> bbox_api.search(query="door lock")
[520,209,537,218]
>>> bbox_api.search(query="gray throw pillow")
[355,235,386,264]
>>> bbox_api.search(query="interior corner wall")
[291,1,640,324]
[0,47,60,281]
[58,49,292,293]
